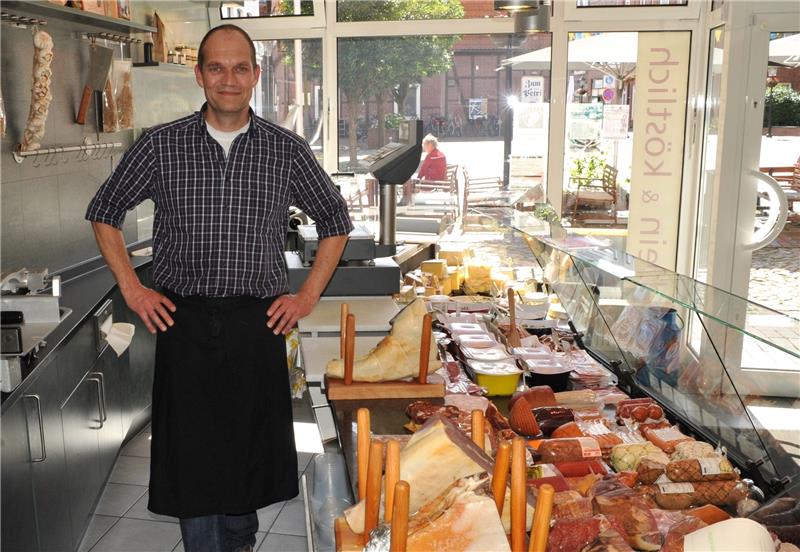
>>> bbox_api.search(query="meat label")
[577,437,602,458]
[658,482,695,494]
[698,457,722,476]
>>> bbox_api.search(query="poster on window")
[468,98,488,120]
[627,32,691,270]
[521,76,545,103]
[512,103,549,156]
[567,104,603,143]
[601,104,629,139]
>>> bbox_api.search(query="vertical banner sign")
[521,76,545,103]
[627,32,691,269]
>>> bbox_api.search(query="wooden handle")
[418,313,433,384]
[76,85,92,124]
[528,483,555,552]
[340,303,349,358]
[384,440,401,522]
[511,437,527,552]
[471,409,485,451]
[344,313,356,385]
[492,440,512,515]
[364,440,385,538]
[356,408,370,501]
[390,481,410,552]
[508,287,520,348]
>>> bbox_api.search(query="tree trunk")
[395,82,409,117]
[376,90,386,146]
[345,92,360,168]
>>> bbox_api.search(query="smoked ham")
[21,30,54,152]
[326,299,438,382]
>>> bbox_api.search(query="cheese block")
[421,259,448,280]
[438,244,472,267]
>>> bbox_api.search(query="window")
[219,0,314,19]
[336,0,509,22]
[577,0,687,6]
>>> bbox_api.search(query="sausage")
[554,460,608,477]
[650,480,746,510]
[636,457,666,485]
[760,504,800,527]
[665,457,737,482]
[768,525,800,547]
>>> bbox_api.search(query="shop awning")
[498,32,638,71]
[769,33,800,67]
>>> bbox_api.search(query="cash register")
[286,120,424,296]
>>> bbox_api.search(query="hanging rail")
[0,11,47,28]
[13,141,124,164]
[76,31,141,44]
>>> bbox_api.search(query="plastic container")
[457,333,497,348]
[468,359,522,396]
[524,358,572,392]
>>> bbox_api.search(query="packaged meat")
[685,504,731,525]
[665,457,737,482]
[509,386,557,409]
[750,497,797,523]
[547,516,601,552]
[594,514,637,552]
[567,473,603,496]
[554,389,597,406]
[509,396,543,438]
[448,322,486,336]
[661,516,707,552]
[536,437,602,464]
[616,471,639,488]
[642,426,693,454]
[609,442,663,472]
[637,456,669,485]
[670,440,717,461]
[554,460,608,477]
[553,490,594,521]
[533,406,575,436]
[648,480,748,509]
[551,421,584,439]
[512,346,553,361]
[616,398,654,419]
[594,493,663,551]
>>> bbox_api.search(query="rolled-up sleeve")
[85,132,155,229]
[289,140,353,239]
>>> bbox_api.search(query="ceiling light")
[514,1,550,33]
[494,0,538,11]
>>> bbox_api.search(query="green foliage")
[533,203,560,223]
[764,85,800,127]
[384,113,405,130]
[570,153,607,181]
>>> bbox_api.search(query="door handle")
[746,171,788,251]
[91,371,108,422]
[87,378,104,429]
[23,394,46,462]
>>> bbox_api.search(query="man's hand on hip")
[266,292,317,335]
[121,284,176,334]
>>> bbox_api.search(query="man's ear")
[195,64,204,88]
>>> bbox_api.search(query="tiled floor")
[79,421,314,552]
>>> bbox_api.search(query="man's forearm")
[91,221,141,291]
[298,235,348,300]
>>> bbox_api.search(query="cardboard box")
[103,0,118,18]
[81,0,105,15]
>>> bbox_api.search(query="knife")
[76,43,113,125]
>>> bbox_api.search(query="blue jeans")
[179,512,258,552]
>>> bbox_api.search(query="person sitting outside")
[417,134,447,182]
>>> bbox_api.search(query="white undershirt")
[206,120,250,158]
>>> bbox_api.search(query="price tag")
[658,482,695,494]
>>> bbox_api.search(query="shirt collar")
[195,103,258,137]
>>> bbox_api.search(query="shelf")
[2,1,155,34]
[133,62,194,73]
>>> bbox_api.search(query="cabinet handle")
[87,378,104,429]
[91,372,108,422]
[23,394,47,462]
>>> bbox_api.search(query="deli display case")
[477,206,800,500]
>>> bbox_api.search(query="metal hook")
[60,147,69,164]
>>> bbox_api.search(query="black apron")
[147,291,298,519]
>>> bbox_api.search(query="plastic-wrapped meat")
[547,516,601,552]
[661,517,707,552]
[594,492,663,551]
[553,490,594,521]
[405,401,472,435]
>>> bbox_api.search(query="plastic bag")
[285,328,305,399]
[102,60,133,132]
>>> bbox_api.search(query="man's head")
[422,134,438,154]
[195,25,260,125]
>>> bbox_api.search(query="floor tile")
[95,483,148,517]
[172,531,266,552]
[258,531,307,552]
[78,515,119,552]
[270,497,307,537]
[123,491,179,524]
[256,501,284,532]
[121,429,152,458]
[90,518,180,552]
[109,455,151,486]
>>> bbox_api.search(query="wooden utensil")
[356,408,370,501]
[344,313,356,385]
[418,313,433,384]
[390,481,410,552]
[528,483,554,552]
[76,43,113,125]
[511,437,527,552]
[492,440,512,515]
[364,440,385,537]
[340,303,349,358]
[507,287,521,348]
[471,409,485,451]
[384,440,401,522]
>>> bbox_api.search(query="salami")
[665,457,737,482]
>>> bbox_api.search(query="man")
[417,133,447,182]
[86,25,351,552]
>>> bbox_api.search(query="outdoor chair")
[462,168,508,219]
[569,164,619,225]
[412,164,459,195]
